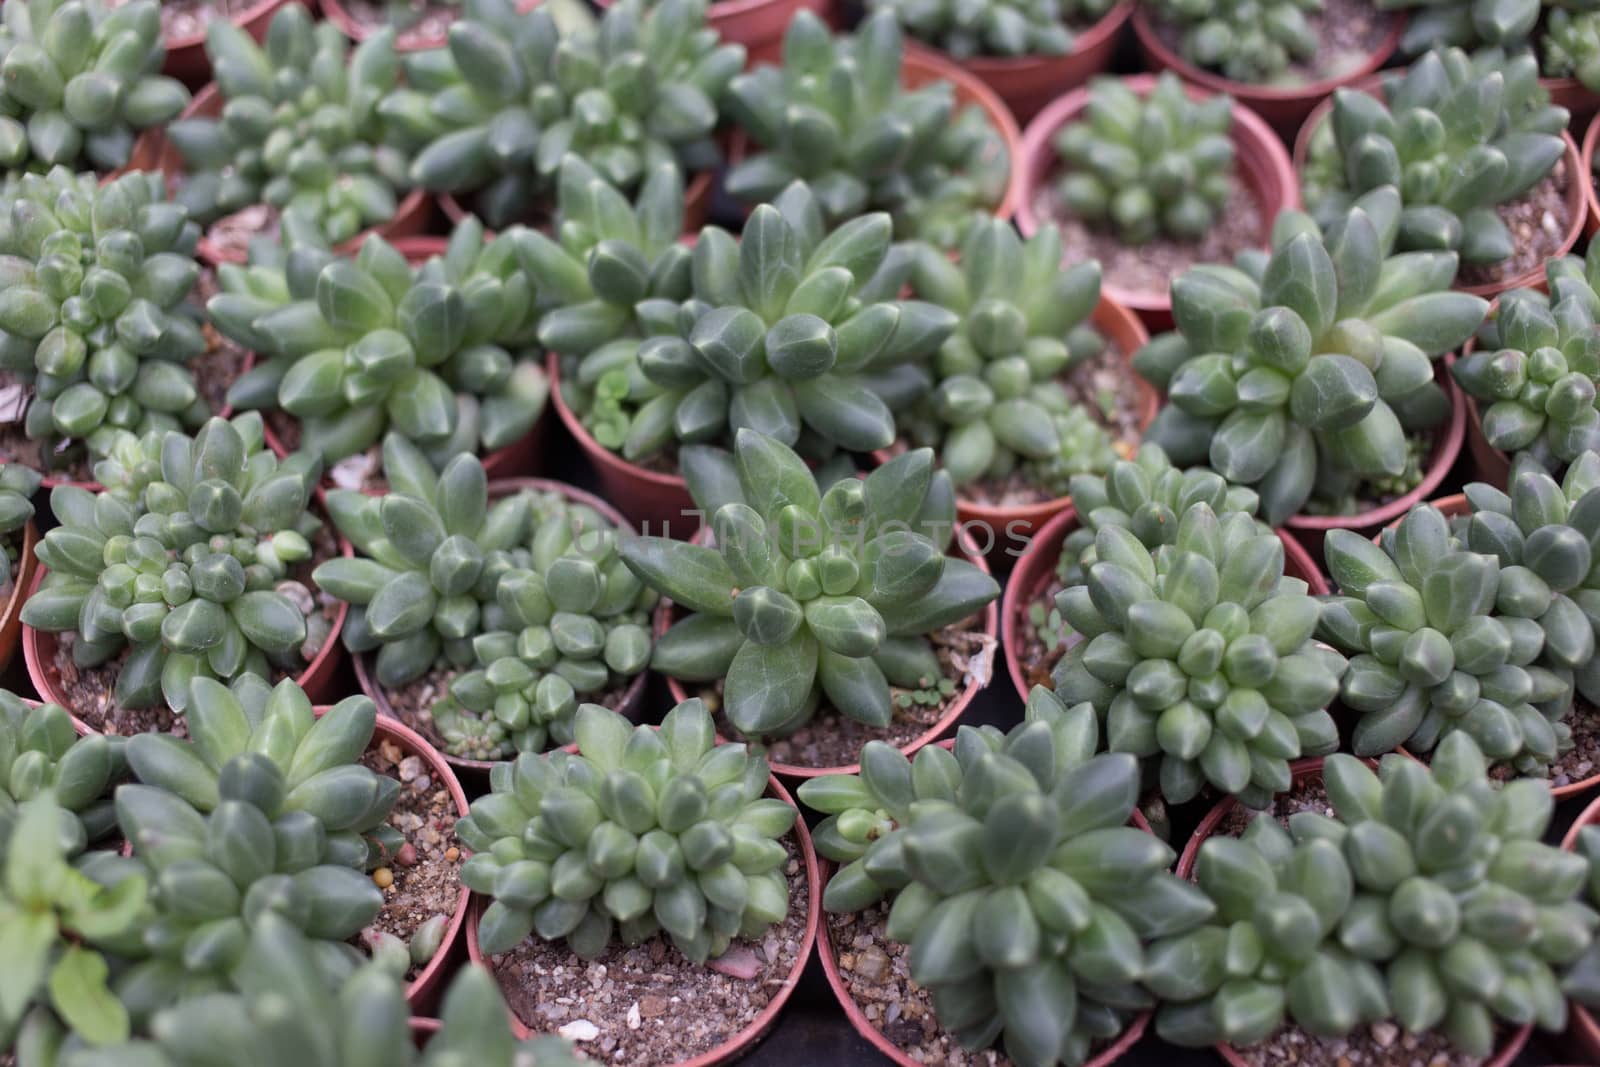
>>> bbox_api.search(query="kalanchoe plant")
[801,689,1215,1067]
[0,463,39,581]
[725,11,1012,249]
[456,701,796,964]
[391,0,742,230]
[0,0,189,174]
[1154,738,1595,1057]
[0,168,209,465]
[1300,48,1569,270]
[1319,503,1574,772]
[210,221,549,462]
[1141,0,1319,83]
[0,693,125,855]
[21,414,328,712]
[867,0,1089,57]
[621,430,1000,738]
[167,6,412,246]
[1052,74,1235,244]
[1453,246,1600,470]
[1051,503,1345,805]
[1136,194,1488,525]
[897,218,1116,489]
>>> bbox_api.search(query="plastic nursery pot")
[352,475,651,780]
[872,296,1154,564]
[0,520,39,675]
[1563,794,1600,1065]
[656,526,1001,780]
[157,0,302,88]
[438,165,715,237]
[1129,2,1404,137]
[1013,74,1298,329]
[1001,505,1328,706]
[902,0,1133,123]
[463,774,822,1066]
[1281,361,1466,562]
[23,528,354,735]
[129,82,434,268]
[1293,80,1587,302]
[1585,110,1600,240]
[1178,757,1535,1067]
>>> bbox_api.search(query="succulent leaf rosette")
[0,692,125,857]
[390,0,742,230]
[0,0,189,175]
[867,0,1097,57]
[800,689,1215,1067]
[21,414,329,712]
[1136,194,1488,525]
[1154,737,1596,1057]
[210,221,549,463]
[1300,48,1569,271]
[897,218,1120,491]
[0,167,210,463]
[724,11,1012,250]
[1052,74,1236,245]
[456,700,797,964]
[1142,0,1321,84]
[1453,245,1600,470]
[1544,8,1600,92]
[1375,0,1595,57]
[167,5,413,246]
[621,430,1000,739]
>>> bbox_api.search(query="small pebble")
[558,1020,600,1042]
[444,847,460,862]
[373,867,394,889]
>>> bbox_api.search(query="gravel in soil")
[1478,697,1599,790]
[489,837,809,1065]
[1149,0,1394,86]
[358,734,463,982]
[109,0,252,41]
[342,0,460,48]
[1455,160,1572,289]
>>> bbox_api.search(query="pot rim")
[0,520,39,672]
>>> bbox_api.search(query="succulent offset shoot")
[724,11,1012,249]
[621,431,1000,739]
[1052,74,1235,245]
[0,168,209,463]
[801,688,1215,1066]
[1300,47,1569,270]
[1319,501,1575,773]
[1142,0,1319,83]
[0,692,125,856]
[167,5,412,246]
[456,701,796,964]
[868,0,1087,57]
[0,463,39,585]
[209,221,549,462]
[0,0,189,174]
[1154,737,1594,1057]
[1136,194,1488,525]
[393,0,742,229]
[1453,246,1600,470]
[899,218,1118,490]
[21,414,327,711]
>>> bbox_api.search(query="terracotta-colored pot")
[1180,757,1534,1067]
[158,0,305,88]
[1283,361,1467,561]
[903,0,1132,123]
[873,296,1154,564]
[23,528,353,732]
[0,520,38,675]
[130,83,433,268]
[1002,506,1329,705]
[1131,3,1404,136]
[1564,794,1600,1064]
[1584,109,1600,240]
[1293,79,1586,301]
[657,526,1000,780]
[321,0,463,51]
[353,476,650,779]
[464,775,821,1066]
[1014,74,1299,329]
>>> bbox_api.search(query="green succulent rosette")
[868,0,1095,57]
[1376,0,1589,57]
[1142,0,1321,83]
[0,692,125,858]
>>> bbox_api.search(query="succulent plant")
[1566,820,1600,1010]
[895,218,1117,489]
[800,688,1215,1066]
[0,0,189,174]
[0,167,210,464]
[0,693,125,857]
[622,430,1000,738]
[1319,503,1576,773]
[390,0,741,230]
[868,0,1092,57]
[724,11,1012,250]
[1136,194,1488,525]
[1544,8,1600,91]
[1052,74,1235,244]
[0,463,39,581]
[456,700,796,964]
[1051,502,1345,805]
[1141,0,1320,83]
[1453,247,1600,470]
[1376,0,1568,56]
[166,5,412,246]
[210,221,549,462]
[21,414,328,712]
[1154,737,1594,1057]
[1300,48,1569,270]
